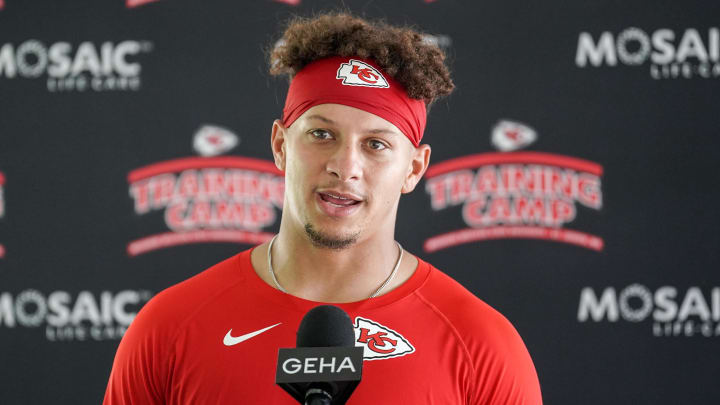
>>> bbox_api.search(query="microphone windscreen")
[296,305,355,348]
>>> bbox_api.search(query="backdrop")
[1,0,719,404]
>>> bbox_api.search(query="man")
[104,12,542,404]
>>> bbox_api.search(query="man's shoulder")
[416,260,543,404]
[417,261,524,351]
[136,250,249,329]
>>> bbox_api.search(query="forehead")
[296,103,404,136]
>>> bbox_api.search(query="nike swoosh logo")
[223,323,282,346]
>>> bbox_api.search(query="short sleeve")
[414,264,543,405]
[470,311,542,405]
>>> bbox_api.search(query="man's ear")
[271,119,287,172]
[402,143,431,194]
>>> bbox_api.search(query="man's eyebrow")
[305,115,336,124]
[366,128,399,135]
[305,114,400,136]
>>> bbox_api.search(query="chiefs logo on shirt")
[337,60,390,88]
[354,317,415,360]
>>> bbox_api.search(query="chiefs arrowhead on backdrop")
[193,125,240,157]
[491,120,537,152]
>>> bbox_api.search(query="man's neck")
[250,227,417,303]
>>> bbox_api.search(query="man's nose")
[326,141,363,181]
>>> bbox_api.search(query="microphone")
[276,305,364,405]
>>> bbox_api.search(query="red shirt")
[104,248,542,404]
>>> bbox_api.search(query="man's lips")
[317,191,363,207]
[315,190,364,217]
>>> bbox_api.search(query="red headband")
[282,56,427,147]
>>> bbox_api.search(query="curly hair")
[269,12,455,106]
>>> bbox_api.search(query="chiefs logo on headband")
[337,59,390,88]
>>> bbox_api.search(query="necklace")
[267,235,403,299]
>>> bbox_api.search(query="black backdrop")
[1,0,719,404]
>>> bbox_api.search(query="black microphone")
[276,305,364,405]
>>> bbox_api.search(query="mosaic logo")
[578,284,720,337]
[576,27,720,79]
[423,122,603,252]
[126,126,284,256]
[0,289,151,341]
[0,39,153,92]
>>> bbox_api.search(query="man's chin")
[304,223,358,250]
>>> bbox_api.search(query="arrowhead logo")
[491,120,537,152]
[193,125,240,157]
[353,317,415,360]
[336,60,390,88]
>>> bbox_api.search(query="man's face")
[271,103,430,249]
